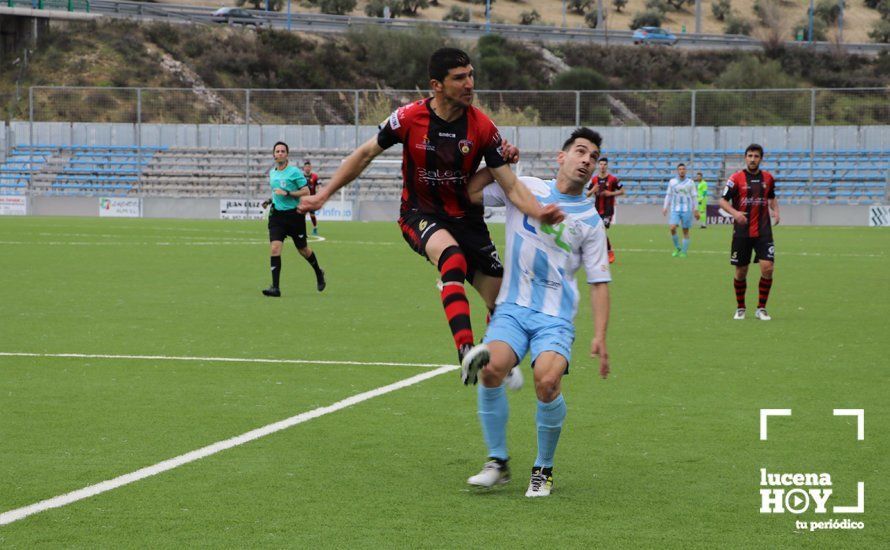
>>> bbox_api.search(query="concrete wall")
[8,122,890,152]
[13,196,881,226]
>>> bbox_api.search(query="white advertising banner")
[99,197,142,218]
[315,200,354,221]
[220,199,265,220]
[868,206,890,227]
[0,195,28,216]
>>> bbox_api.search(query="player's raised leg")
[467,340,517,488]
[425,230,476,364]
[526,350,568,498]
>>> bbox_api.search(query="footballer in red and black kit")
[378,96,507,280]
[721,160,777,265]
[298,47,563,369]
[718,143,781,321]
[588,172,623,227]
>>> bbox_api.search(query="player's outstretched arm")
[590,282,610,379]
[467,168,496,205]
[299,137,383,213]
[488,164,564,225]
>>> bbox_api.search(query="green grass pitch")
[0,216,887,547]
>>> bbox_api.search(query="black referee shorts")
[268,207,308,248]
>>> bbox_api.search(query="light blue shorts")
[669,210,693,229]
[483,302,575,372]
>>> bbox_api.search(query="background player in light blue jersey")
[662,163,700,258]
[461,127,612,498]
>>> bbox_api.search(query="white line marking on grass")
[0,351,446,369]
[620,248,884,259]
[0,239,396,247]
[0,363,458,526]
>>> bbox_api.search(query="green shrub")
[724,15,752,36]
[869,20,890,43]
[711,0,731,21]
[551,67,608,90]
[519,10,541,25]
[443,5,470,21]
[630,11,663,29]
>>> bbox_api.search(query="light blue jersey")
[269,164,307,211]
[483,177,611,323]
[663,177,697,213]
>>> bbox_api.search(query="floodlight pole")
[485,0,491,33]
[287,0,291,31]
[562,0,566,28]
[596,0,603,29]
[695,0,701,34]
[838,0,844,44]
[807,0,814,44]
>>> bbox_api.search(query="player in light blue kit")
[662,163,700,258]
[460,128,612,498]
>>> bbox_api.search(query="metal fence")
[2,85,885,129]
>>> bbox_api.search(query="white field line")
[0,362,458,526]
[618,247,885,259]
[0,351,445,369]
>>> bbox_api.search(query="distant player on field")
[719,143,780,321]
[299,48,563,369]
[584,157,623,263]
[696,171,708,228]
[303,160,321,236]
[662,163,699,257]
[462,127,611,498]
[262,141,326,297]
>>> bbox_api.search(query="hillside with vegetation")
[0,20,887,125]
[170,0,890,43]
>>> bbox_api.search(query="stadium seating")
[4,145,887,204]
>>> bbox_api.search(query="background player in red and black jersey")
[584,157,624,263]
[718,143,781,321]
[302,160,321,236]
[300,48,563,369]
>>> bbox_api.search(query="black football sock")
[271,256,281,288]
[305,252,322,278]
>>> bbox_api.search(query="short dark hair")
[273,141,289,153]
[745,143,764,156]
[303,160,311,166]
[599,157,609,163]
[429,48,472,82]
[696,172,703,176]
[677,163,686,168]
[561,127,602,152]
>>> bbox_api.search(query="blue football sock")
[478,383,509,461]
[535,394,566,468]
[682,238,690,253]
[671,234,680,249]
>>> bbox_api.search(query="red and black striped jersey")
[306,172,319,194]
[377,97,507,219]
[722,169,777,238]
[587,173,622,217]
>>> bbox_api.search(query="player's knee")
[534,375,561,402]
[480,366,508,387]
[761,264,774,278]
[438,245,467,283]
[298,246,311,257]
[270,243,283,255]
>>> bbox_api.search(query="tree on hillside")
[306,0,357,15]
[613,0,628,13]
[568,0,592,14]
[664,0,693,10]
[711,0,731,21]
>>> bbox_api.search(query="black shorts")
[398,211,504,282]
[268,207,307,248]
[601,215,612,229]
[730,236,775,266]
